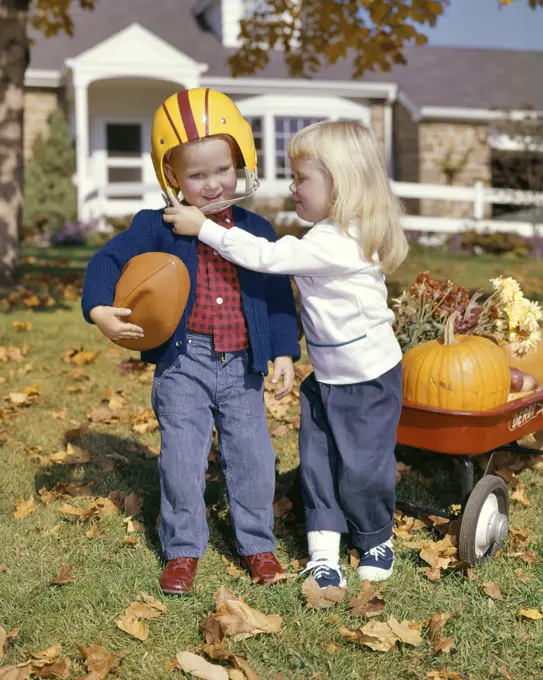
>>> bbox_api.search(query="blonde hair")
[288,120,408,275]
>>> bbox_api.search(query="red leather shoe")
[242,552,285,585]
[159,557,198,595]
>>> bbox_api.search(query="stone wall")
[24,88,60,158]
[418,121,491,218]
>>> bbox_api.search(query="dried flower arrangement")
[393,272,542,354]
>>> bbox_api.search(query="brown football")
[112,252,190,351]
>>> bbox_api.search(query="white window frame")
[92,116,151,201]
[274,116,326,179]
[104,119,145,198]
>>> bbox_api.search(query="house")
[24,0,543,225]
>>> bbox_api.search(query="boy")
[81,88,300,594]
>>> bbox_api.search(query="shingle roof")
[28,0,543,111]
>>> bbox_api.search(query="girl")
[163,120,408,586]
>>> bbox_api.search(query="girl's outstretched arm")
[163,192,371,277]
[198,218,366,277]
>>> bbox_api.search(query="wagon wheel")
[458,475,509,566]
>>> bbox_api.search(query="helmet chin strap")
[164,169,260,215]
[201,168,260,214]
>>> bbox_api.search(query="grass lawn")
[16,242,543,301]
[0,246,542,679]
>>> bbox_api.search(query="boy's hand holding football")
[163,188,207,236]
[90,306,144,341]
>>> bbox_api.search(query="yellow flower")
[527,299,543,321]
[491,276,523,305]
[517,329,541,354]
[519,312,540,334]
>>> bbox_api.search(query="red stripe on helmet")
[177,90,199,142]
[162,102,182,145]
[204,88,210,137]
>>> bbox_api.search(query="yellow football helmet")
[151,88,259,213]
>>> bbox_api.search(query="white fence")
[275,180,543,237]
[87,178,543,238]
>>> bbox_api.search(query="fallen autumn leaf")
[348,581,385,618]
[302,575,347,609]
[200,586,282,643]
[176,651,228,680]
[12,496,36,521]
[50,564,73,585]
[76,643,128,679]
[519,608,543,620]
[482,581,502,600]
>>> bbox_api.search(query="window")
[275,117,325,178]
[491,148,543,220]
[489,116,543,221]
[106,124,141,158]
[244,115,265,178]
[105,123,143,200]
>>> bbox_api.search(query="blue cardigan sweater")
[81,206,300,374]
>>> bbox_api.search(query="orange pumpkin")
[403,312,510,411]
[501,339,543,385]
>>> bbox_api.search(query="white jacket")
[199,217,402,384]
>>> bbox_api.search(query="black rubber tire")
[458,475,509,566]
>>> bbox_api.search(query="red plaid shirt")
[187,207,250,352]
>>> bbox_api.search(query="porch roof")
[28,0,543,111]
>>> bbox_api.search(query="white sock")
[307,530,341,563]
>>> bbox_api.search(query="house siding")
[24,88,61,157]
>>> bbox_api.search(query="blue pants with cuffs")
[152,332,276,560]
[299,362,402,552]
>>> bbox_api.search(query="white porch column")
[73,76,90,221]
[263,111,276,185]
[384,99,394,179]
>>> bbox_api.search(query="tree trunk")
[0,1,29,287]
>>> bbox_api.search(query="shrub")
[451,230,531,257]
[23,108,77,240]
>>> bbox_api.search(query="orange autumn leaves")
[1,276,81,313]
[12,487,143,527]
[0,638,128,680]
[0,589,279,677]
[1,340,158,435]
[340,615,423,652]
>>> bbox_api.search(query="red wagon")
[396,389,543,565]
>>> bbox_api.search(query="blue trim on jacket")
[81,206,301,374]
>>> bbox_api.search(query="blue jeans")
[299,363,402,551]
[152,333,276,559]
